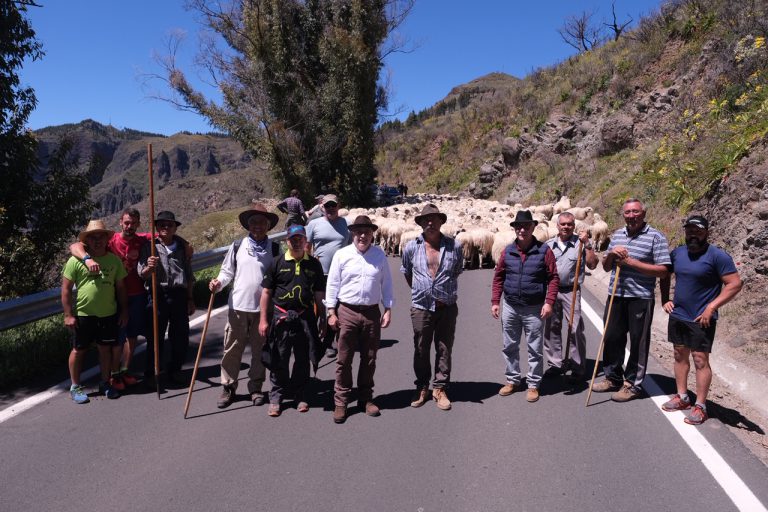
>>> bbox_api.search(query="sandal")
[268,404,281,417]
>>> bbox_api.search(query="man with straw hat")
[62,220,128,403]
[209,202,281,409]
[401,204,464,411]
[592,198,671,402]
[325,215,394,423]
[491,210,560,403]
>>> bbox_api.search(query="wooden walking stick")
[147,144,161,399]
[562,241,584,370]
[184,292,216,419]
[586,264,621,407]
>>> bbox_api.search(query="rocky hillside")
[34,120,273,219]
[375,0,768,364]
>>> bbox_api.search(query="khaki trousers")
[220,309,265,394]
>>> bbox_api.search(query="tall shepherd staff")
[147,144,161,399]
[586,265,621,407]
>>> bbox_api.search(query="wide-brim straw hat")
[239,202,279,230]
[348,215,378,232]
[78,219,114,243]
[509,210,538,227]
[414,204,447,225]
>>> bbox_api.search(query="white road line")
[0,305,229,425]
[581,298,767,512]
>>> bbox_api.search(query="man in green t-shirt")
[62,220,128,404]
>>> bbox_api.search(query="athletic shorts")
[72,314,120,350]
[119,293,147,341]
[667,316,716,353]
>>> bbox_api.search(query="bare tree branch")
[558,10,604,53]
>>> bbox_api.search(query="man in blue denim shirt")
[401,204,463,411]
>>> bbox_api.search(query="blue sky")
[22,0,663,136]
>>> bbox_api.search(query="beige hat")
[322,194,339,205]
[78,219,114,243]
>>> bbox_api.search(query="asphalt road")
[1,258,767,512]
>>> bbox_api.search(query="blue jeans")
[501,302,544,389]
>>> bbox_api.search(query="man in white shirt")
[209,202,280,408]
[325,216,394,423]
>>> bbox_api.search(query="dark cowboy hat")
[414,204,447,225]
[155,211,181,227]
[238,202,279,230]
[78,219,114,243]
[509,210,538,227]
[348,215,378,232]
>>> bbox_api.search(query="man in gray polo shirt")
[592,198,671,402]
[305,194,351,358]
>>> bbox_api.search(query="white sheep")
[553,196,571,214]
[491,229,517,265]
[589,213,611,251]
[565,206,593,221]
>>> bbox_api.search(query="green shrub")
[0,315,71,390]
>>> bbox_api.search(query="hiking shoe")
[217,386,235,409]
[684,405,708,425]
[611,383,641,402]
[268,403,281,417]
[333,405,347,424]
[251,392,266,406]
[498,383,519,396]
[526,388,540,403]
[662,394,691,412]
[433,387,451,410]
[120,373,138,386]
[99,381,120,399]
[70,385,89,404]
[591,378,621,393]
[360,401,380,417]
[110,375,126,391]
[410,388,430,408]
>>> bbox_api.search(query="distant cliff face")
[34,120,272,218]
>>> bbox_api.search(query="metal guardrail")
[0,231,288,331]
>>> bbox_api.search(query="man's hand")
[491,304,500,319]
[258,319,269,338]
[187,298,196,316]
[662,301,675,314]
[64,315,77,332]
[611,245,629,260]
[327,313,339,332]
[578,229,590,245]
[381,309,392,328]
[694,305,716,328]
[541,303,553,319]
[85,259,101,274]
[143,256,159,274]
[209,279,220,293]
[118,310,129,328]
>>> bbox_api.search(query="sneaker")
[526,388,540,403]
[333,405,347,424]
[251,392,266,406]
[70,385,89,404]
[611,382,640,402]
[110,375,126,391]
[360,401,381,417]
[99,381,120,399]
[297,401,310,413]
[268,403,282,417]
[662,394,691,412]
[684,404,708,425]
[433,387,451,410]
[410,387,430,408]
[498,383,518,396]
[120,373,139,386]
[217,386,235,409]
[591,378,621,393]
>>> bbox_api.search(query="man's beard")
[686,237,706,251]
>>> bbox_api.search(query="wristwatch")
[83,255,92,263]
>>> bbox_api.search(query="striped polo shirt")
[606,223,671,299]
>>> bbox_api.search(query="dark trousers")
[410,303,458,389]
[334,304,381,406]
[602,297,654,388]
[268,318,311,405]
[144,287,190,377]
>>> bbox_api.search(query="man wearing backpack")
[209,202,281,408]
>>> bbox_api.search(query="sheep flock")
[337,194,611,270]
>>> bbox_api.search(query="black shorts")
[71,314,120,349]
[667,316,716,353]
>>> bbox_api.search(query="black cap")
[683,215,708,230]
